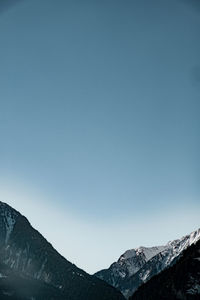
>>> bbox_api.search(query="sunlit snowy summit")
[95,228,200,298]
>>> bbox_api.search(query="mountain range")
[130,238,200,300]
[0,200,199,300]
[95,228,200,298]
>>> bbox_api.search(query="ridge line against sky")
[0,0,199,273]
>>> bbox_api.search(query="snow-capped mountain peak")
[119,246,165,262]
[95,228,200,298]
[136,246,167,261]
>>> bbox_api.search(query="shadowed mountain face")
[130,239,200,300]
[0,260,65,299]
[0,201,125,300]
[95,229,200,298]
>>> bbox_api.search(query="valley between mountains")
[0,201,199,300]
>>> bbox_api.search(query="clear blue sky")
[0,0,199,273]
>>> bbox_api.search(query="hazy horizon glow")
[0,0,199,273]
[0,179,200,273]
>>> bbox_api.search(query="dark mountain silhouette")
[0,201,125,300]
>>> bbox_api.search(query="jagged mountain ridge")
[0,201,125,300]
[95,245,166,289]
[130,238,200,300]
[95,228,200,298]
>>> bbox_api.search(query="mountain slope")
[130,239,200,300]
[0,260,65,299]
[0,201,125,300]
[95,246,166,292]
[95,228,200,298]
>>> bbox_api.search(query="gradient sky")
[0,0,200,273]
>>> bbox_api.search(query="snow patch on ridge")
[4,211,16,243]
[0,202,18,243]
